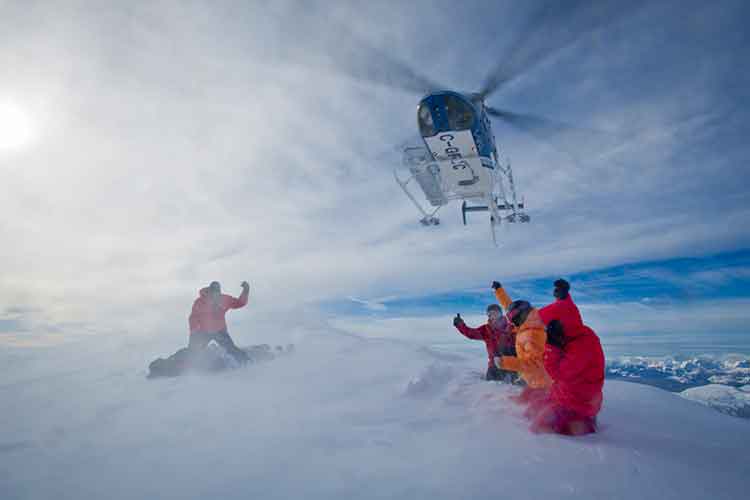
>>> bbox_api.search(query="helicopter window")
[418,102,436,137]
[444,95,475,130]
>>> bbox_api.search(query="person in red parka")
[531,280,605,435]
[538,279,584,337]
[453,304,517,382]
[188,280,250,363]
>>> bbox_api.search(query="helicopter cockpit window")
[444,95,475,130]
[418,102,436,137]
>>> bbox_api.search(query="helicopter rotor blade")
[486,106,627,168]
[485,107,589,136]
[296,22,442,95]
[478,0,648,99]
[341,47,441,95]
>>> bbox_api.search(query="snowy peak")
[681,384,750,418]
[606,354,750,392]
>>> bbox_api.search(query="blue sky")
[327,249,750,358]
[0,0,748,346]
[327,249,750,317]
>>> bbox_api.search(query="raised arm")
[492,281,513,310]
[454,314,485,341]
[227,282,250,309]
[538,300,563,325]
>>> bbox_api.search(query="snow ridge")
[680,384,750,418]
[606,354,750,391]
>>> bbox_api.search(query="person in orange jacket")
[491,281,552,401]
[188,280,250,363]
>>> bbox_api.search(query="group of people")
[453,279,605,436]
[184,278,604,436]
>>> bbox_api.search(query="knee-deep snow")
[1,323,748,500]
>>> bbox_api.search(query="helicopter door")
[423,130,492,198]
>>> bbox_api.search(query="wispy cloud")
[329,251,750,319]
[0,1,748,338]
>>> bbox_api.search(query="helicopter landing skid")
[394,169,442,227]
[463,199,530,247]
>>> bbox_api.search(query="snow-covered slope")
[2,324,749,500]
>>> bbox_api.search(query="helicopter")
[394,90,530,245]
[295,1,640,244]
[290,0,650,246]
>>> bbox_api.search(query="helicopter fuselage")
[394,89,529,243]
[417,91,498,163]
[416,91,499,196]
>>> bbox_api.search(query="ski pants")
[486,344,519,382]
[486,364,521,383]
[189,330,249,363]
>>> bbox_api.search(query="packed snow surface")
[2,324,749,500]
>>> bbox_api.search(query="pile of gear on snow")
[148,343,295,379]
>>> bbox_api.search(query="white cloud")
[0,1,748,339]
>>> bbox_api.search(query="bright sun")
[0,99,35,152]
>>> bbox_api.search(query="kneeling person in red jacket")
[188,280,250,363]
[531,319,605,435]
[453,305,517,382]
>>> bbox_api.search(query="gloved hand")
[545,320,565,348]
[491,281,502,290]
[453,313,464,327]
[241,281,249,291]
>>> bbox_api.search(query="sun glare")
[0,99,35,152]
